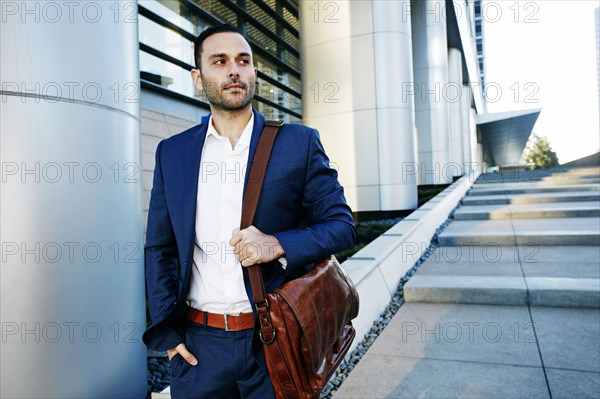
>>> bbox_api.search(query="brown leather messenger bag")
[241,120,360,399]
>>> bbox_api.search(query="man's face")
[193,32,257,112]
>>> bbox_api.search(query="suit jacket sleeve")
[272,129,357,271]
[143,140,185,351]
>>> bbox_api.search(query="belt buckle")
[223,313,240,331]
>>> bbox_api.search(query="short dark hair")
[194,24,252,70]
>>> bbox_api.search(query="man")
[143,24,356,399]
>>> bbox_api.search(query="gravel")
[147,355,170,398]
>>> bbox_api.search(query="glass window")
[138,0,301,119]
[253,100,300,124]
[247,25,278,58]
[282,6,299,30]
[140,51,198,99]
[140,0,210,35]
[247,1,277,33]
[284,30,300,52]
[192,0,238,25]
[256,77,302,116]
[139,14,194,66]
[283,50,300,71]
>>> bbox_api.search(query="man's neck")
[210,107,253,139]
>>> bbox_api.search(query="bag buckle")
[259,328,277,344]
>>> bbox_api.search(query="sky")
[483,0,600,164]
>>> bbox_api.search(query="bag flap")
[273,256,359,373]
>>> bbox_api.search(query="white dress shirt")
[186,114,254,315]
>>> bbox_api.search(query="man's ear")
[191,68,203,91]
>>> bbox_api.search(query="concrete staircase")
[334,167,600,399]
[405,167,600,308]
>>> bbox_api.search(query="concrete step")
[527,278,600,308]
[462,191,600,205]
[553,167,600,175]
[467,184,600,197]
[404,276,600,308]
[418,246,600,278]
[542,171,600,181]
[539,177,600,185]
[471,181,600,191]
[476,177,600,186]
[453,201,600,220]
[404,276,527,305]
[475,168,600,184]
[438,217,600,246]
[544,167,600,175]
[474,175,599,185]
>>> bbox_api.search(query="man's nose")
[228,63,240,78]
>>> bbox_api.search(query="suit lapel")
[183,123,209,263]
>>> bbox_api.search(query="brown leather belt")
[185,307,254,331]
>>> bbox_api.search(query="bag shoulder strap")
[240,119,283,313]
[240,119,283,230]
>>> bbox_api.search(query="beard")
[201,77,256,112]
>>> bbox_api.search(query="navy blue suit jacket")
[143,110,356,352]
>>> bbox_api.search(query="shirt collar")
[206,113,254,150]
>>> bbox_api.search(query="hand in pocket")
[167,343,198,366]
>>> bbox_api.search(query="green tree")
[525,134,559,169]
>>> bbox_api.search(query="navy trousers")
[169,320,276,399]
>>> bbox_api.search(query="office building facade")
[138,0,539,221]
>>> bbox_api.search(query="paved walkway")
[334,167,600,399]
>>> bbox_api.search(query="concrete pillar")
[411,0,452,184]
[1,2,147,398]
[447,48,464,178]
[470,107,481,172]
[372,1,418,210]
[300,0,417,211]
[461,84,473,173]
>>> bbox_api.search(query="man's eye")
[239,59,250,64]
[214,60,225,65]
